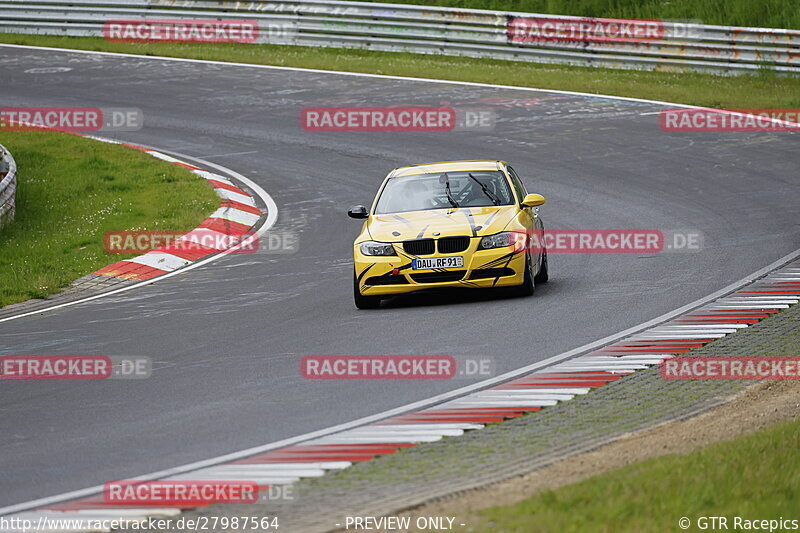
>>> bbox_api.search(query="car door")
[507,165,544,261]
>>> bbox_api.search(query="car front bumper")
[354,244,527,297]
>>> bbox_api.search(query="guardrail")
[0,143,17,229]
[1,0,799,75]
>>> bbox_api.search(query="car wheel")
[353,274,381,309]
[534,248,549,284]
[515,253,535,297]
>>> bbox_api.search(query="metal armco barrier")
[1,0,799,74]
[0,143,17,229]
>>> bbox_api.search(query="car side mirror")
[521,193,546,207]
[348,205,369,219]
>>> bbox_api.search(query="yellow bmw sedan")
[348,160,548,309]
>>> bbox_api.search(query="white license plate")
[412,256,464,270]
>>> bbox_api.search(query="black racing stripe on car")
[493,255,516,287]
[357,264,375,283]
[415,224,430,239]
[394,251,417,272]
[481,209,501,228]
[430,209,456,221]
[462,208,478,237]
[475,251,517,270]
[391,214,412,226]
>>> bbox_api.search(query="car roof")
[390,160,507,177]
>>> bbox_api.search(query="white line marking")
[650,323,749,331]
[441,399,560,407]
[146,151,194,166]
[127,252,189,272]
[551,364,650,371]
[648,328,739,333]
[369,423,483,430]
[633,334,728,339]
[339,428,465,437]
[166,474,303,483]
[475,390,575,398]
[204,150,259,159]
[215,188,255,205]
[707,305,789,309]
[187,465,327,476]
[209,207,261,226]
[579,355,672,361]
[718,298,798,303]
[492,387,591,394]
[306,436,443,444]
[191,169,233,184]
[228,462,353,470]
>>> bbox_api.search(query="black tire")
[353,274,381,309]
[515,253,535,297]
[534,248,549,284]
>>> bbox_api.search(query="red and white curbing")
[6,260,799,531]
[83,136,264,281]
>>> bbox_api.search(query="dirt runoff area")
[397,380,800,527]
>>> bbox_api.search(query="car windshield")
[374,171,515,214]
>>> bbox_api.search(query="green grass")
[2,35,799,110]
[0,131,219,307]
[359,0,800,30]
[472,419,800,532]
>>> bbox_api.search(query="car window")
[374,171,514,214]
[506,166,528,203]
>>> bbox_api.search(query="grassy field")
[359,0,800,29]
[2,35,799,111]
[0,131,219,307]
[473,418,800,532]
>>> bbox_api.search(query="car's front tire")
[353,274,381,309]
[514,253,535,297]
[534,248,549,284]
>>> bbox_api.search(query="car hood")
[367,206,517,242]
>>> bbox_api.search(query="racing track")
[0,46,798,509]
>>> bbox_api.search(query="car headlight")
[478,231,525,251]
[359,241,397,256]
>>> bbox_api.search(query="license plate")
[412,256,464,270]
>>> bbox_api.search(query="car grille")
[468,267,515,280]
[365,275,409,285]
[438,236,471,254]
[410,271,466,283]
[403,239,435,255]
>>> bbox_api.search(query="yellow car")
[348,160,548,309]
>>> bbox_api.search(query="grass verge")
[473,418,800,532]
[1,35,799,110]
[358,0,800,30]
[0,130,219,307]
